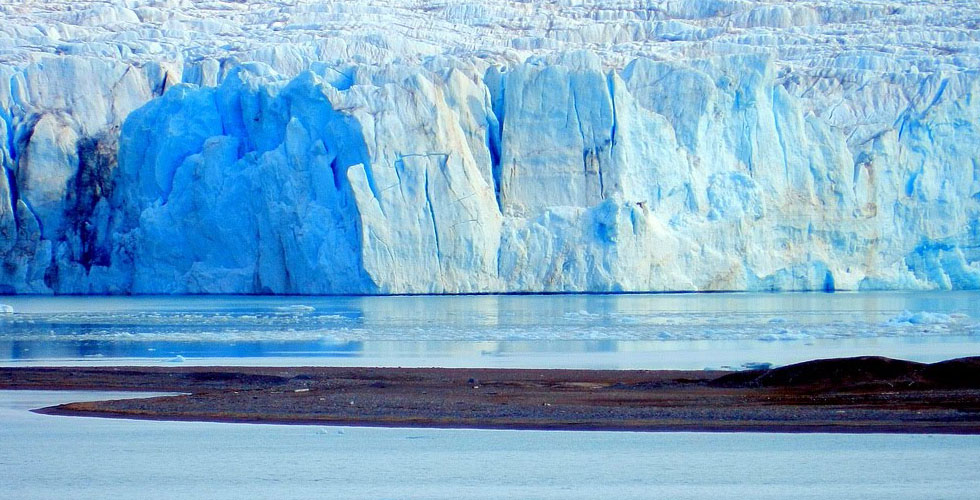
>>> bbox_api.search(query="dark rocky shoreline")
[3,356,980,433]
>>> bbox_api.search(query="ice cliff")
[1,0,979,294]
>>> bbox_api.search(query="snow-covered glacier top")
[4,1,980,70]
[1,1,979,294]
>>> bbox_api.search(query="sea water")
[3,293,979,498]
[1,291,978,369]
[1,391,979,500]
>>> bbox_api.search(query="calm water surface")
[3,294,979,498]
[2,391,979,500]
[1,291,978,368]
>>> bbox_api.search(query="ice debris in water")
[0,304,13,314]
[758,330,812,342]
[276,305,317,314]
[889,311,956,325]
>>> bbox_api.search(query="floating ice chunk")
[758,329,811,341]
[565,310,600,320]
[889,310,955,325]
[0,304,12,314]
[167,355,186,363]
[276,305,316,314]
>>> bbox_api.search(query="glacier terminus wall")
[1,0,979,294]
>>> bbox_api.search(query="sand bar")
[3,357,979,433]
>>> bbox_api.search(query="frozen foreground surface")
[2,1,980,294]
[1,292,977,369]
[2,391,979,500]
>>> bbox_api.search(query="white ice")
[1,1,979,294]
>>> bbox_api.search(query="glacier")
[1,0,979,294]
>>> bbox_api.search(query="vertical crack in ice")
[596,154,605,200]
[328,155,343,191]
[571,81,587,153]
[424,161,441,264]
[10,115,42,231]
[0,89,17,230]
[279,233,292,293]
[486,109,503,212]
[570,79,598,202]
[606,71,618,148]
[17,197,41,237]
[601,71,617,199]
[252,224,264,293]
[923,78,949,117]
[157,72,170,97]
[488,70,507,213]
[1,103,16,167]
[7,72,26,119]
[392,154,405,193]
[2,153,17,209]
[771,87,790,181]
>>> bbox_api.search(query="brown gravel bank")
[3,356,980,433]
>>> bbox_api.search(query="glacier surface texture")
[1,0,979,294]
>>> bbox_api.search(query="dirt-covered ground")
[3,357,979,433]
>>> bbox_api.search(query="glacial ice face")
[1,1,979,294]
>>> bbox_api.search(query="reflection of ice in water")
[1,292,977,342]
[4,391,980,500]
[0,292,978,368]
